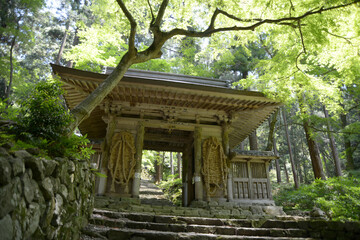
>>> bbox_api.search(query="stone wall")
[0,146,94,240]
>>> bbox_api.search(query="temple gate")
[52,64,281,205]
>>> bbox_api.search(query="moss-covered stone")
[0,157,12,185]
[0,214,13,240]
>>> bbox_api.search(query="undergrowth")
[274,176,360,221]
[158,174,182,206]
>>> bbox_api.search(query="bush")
[18,80,72,140]
[0,79,93,159]
[274,177,360,221]
[159,175,182,206]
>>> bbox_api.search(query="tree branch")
[154,0,169,27]
[323,29,354,44]
[147,0,155,24]
[289,0,295,16]
[165,0,360,40]
[116,0,137,54]
[298,20,306,54]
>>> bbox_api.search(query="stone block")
[219,202,234,208]
[198,210,212,218]
[169,224,187,232]
[24,202,41,240]
[189,200,207,208]
[0,157,12,186]
[107,229,132,240]
[263,206,285,216]
[13,219,22,240]
[0,214,13,240]
[211,209,231,218]
[157,209,172,214]
[231,209,241,215]
[68,160,76,173]
[59,184,68,202]
[208,201,219,207]
[43,159,58,177]
[171,209,185,215]
[309,220,328,229]
[94,198,110,208]
[187,225,215,234]
[21,172,35,204]
[40,177,53,200]
[250,206,264,215]
[24,155,45,181]
[10,157,25,177]
[0,177,22,219]
[184,209,199,216]
[216,226,236,235]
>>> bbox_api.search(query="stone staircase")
[81,180,360,240]
[82,209,318,240]
[139,180,174,206]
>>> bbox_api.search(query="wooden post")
[98,114,116,195]
[222,122,233,201]
[194,126,203,201]
[247,161,254,199]
[265,161,272,199]
[132,121,144,198]
[182,148,189,207]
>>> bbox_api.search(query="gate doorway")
[142,127,194,206]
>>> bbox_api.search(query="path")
[139,179,175,206]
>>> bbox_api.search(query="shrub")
[1,79,94,159]
[274,177,360,221]
[17,80,72,140]
[159,175,182,206]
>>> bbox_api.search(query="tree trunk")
[249,130,258,150]
[155,152,162,183]
[170,152,174,175]
[323,106,342,176]
[340,113,355,170]
[293,136,304,183]
[282,109,299,189]
[266,110,278,151]
[68,53,135,132]
[177,152,181,178]
[5,34,16,106]
[55,20,70,65]
[302,118,326,180]
[319,147,332,177]
[291,125,304,183]
[283,161,290,183]
[301,138,309,183]
[66,27,80,68]
[273,136,282,183]
[266,113,281,183]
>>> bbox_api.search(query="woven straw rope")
[108,132,136,193]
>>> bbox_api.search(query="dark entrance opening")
[142,127,194,206]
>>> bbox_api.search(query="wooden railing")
[231,160,272,200]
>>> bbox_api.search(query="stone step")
[93,209,252,227]
[93,209,312,230]
[140,198,175,206]
[89,215,309,238]
[81,224,316,240]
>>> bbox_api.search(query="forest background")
[1,0,359,221]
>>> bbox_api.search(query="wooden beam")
[144,133,190,143]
